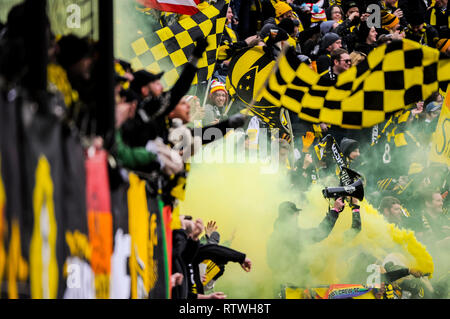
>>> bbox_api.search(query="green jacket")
[114,131,158,170]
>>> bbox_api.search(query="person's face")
[385,0,397,6]
[147,79,164,97]
[213,91,227,107]
[367,27,377,44]
[170,98,191,123]
[346,7,359,18]
[280,10,294,20]
[71,57,92,80]
[329,39,342,52]
[226,7,234,23]
[387,203,403,222]
[331,7,342,22]
[183,218,204,239]
[391,24,405,38]
[335,53,352,73]
[436,0,447,8]
[348,147,360,160]
[427,193,444,213]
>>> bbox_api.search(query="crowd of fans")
[0,0,449,299]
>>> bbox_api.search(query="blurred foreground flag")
[129,0,229,87]
[136,0,201,15]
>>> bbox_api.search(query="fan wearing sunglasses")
[332,48,353,75]
[320,48,352,86]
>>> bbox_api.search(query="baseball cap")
[278,201,302,217]
[130,70,164,93]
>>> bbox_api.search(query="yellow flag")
[429,86,450,166]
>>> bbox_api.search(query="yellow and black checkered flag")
[259,39,450,129]
[127,0,229,88]
[227,45,293,140]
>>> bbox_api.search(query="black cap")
[340,137,359,158]
[344,1,358,12]
[130,70,164,94]
[119,89,140,103]
[408,11,425,26]
[278,201,302,216]
[57,35,91,68]
[278,17,296,35]
[117,59,133,73]
[357,21,371,42]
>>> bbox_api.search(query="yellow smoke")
[179,160,434,298]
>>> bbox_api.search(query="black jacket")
[172,229,200,299]
[190,244,246,295]
[120,61,198,148]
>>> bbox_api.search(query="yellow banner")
[429,87,450,166]
[30,156,59,299]
[127,173,158,299]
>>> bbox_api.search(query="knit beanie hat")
[405,0,427,26]
[274,1,293,18]
[437,38,450,53]
[343,1,358,15]
[320,32,341,50]
[278,17,296,35]
[381,12,400,30]
[340,137,359,158]
[210,80,227,95]
[311,4,327,22]
[357,21,371,42]
[320,21,337,36]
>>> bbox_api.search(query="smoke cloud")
[179,138,436,298]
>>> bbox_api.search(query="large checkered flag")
[259,39,450,129]
[127,0,229,88]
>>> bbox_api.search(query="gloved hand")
[228,113,246,128]
[145,138,184,175]
[192,37,209,59]
[302,131,315,153]
[349,196,360,210]
[409,269,426,278]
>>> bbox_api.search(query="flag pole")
[283,108,296,151]
[202,76,213,108]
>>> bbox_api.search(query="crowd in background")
[0,0,449,299]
